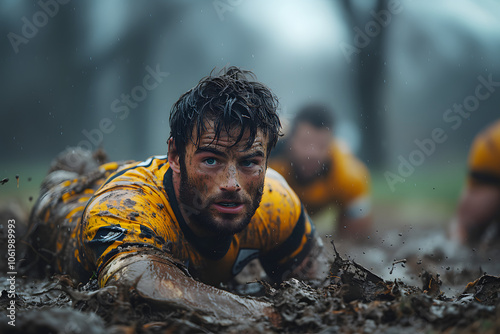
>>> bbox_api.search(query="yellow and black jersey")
[30,155,316,286]
[26,161,127,277]
[269,140,370,217]
[468,119,500,188]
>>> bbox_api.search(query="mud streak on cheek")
[201,175,210,195]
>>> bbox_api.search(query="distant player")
[450,119,500,246]
[269,105,372,240]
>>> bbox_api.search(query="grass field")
[308,164,468,236]
[0,161,49,215]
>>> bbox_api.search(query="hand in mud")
[99,249,279,323]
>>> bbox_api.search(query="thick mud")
[1,205,500,333]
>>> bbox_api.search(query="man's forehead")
[191,120,266,151]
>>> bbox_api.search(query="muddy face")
[288,122,331,182]
[177,121,267,237]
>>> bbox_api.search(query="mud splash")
[1,233,500,333]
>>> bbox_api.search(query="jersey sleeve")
[257,169,317,282]
[79,171,171,275]
[468,122,500,188]
[334,147,371,218]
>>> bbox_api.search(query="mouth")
[213,201,244,214]
[217,202,239,207]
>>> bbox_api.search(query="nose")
[220,165,241,192]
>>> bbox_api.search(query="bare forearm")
[454,186,500,244]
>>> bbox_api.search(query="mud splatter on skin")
[176,131,267,237]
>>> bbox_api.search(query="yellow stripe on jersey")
[468,119,500,187]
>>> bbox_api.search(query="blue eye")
[241,160,255,167]
[204,158,217,165]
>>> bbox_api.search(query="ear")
[167,138,181,174]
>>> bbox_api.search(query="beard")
[178,162,264,237]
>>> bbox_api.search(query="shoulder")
[99,155,169,188]
[262,167,302,213]
[80,156,175,272]
[332,140,369,177]
[248,169,316,280]
[250,168,305,245]
[468,120,500,186]
[329,140,370,200]
[470,120,500,159]
[83,155,171,221]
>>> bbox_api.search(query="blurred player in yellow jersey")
[451,119,500,246]
[269,105,372,240]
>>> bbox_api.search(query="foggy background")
[1,0,500,230]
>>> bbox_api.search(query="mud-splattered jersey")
[269,140,370,217]
[77,156,316,286]
[468,119,500,188]
[26,161,128,278]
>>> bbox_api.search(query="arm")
[334,150,372,240]
[99,248,277,320]
[450,185,500,245]
[259,206,330,284]
[285,236,330,282]
[453,125,500,245]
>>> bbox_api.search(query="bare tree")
[338,0,388,167]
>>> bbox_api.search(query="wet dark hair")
[169,66,281,158]
[291,104,335,133]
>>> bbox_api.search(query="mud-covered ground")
[1,205,500,333]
